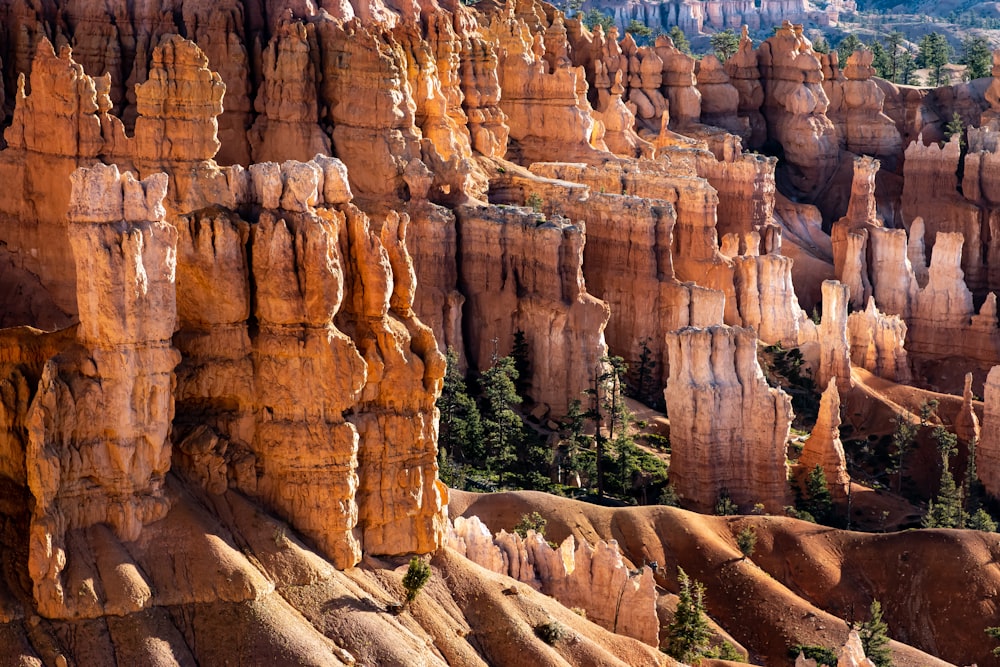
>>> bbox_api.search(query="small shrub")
[403,557,432,605]
[968,508,998,532]
[736,526,757,558]
[526,192,544,214]
[535,620,567,645]
[789,644,838,666]
[659,484,680,507]
[715,491,738,516]
[986,626,1000,657]
[514,511,548,538]
[706,640,747,662]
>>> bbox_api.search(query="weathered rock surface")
[797,378,850,500]
[981,365,1000,498]
[28,164,179,618]
[665,325,791,512]
[448,515,658,646]
[757,22,838,200]
[824,49,901,165]
[455,204,609,414]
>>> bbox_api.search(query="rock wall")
[27,164,179,618]
[455,204,610,415]
[980,365,1000,498]
[665,325,791,512]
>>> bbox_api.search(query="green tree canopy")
[438,347,484,464]
[669,26,692,55]
[960,35,992,80]
[666,568,712,663]
[625,19,655,46]
[858,599,892,667]
[917,32,952,86]
[582,9,614,33]
[479,355,523,487]
[710,29,740,62]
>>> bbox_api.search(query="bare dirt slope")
[0,475,669,667]
[452,489,997,666]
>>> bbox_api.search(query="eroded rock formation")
[665,325,791,512]
[448,514,658,646]
[28,164,179,618]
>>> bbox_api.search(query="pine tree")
[402,557,432,606]
[511,330,531,399]
[666,568,712,663]
[438,347,484,464]
[944,113,966,149]
[625,19,654,46]
[631,337,658,407]
[888,412,917,493]
[885,31,906,83]
[917,32,951,86]
[582,9,614,33]
[960,36,992,81]
[710,29,740,62]
[669,26,692,56]
[802,465,834,524]
[479,356,523,488]
[559,399,592,484]
[858,599,892,667]
[870,40,891,79]
[586,356,630,497]
[924,426,962,528]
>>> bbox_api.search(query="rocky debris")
[665,325,791,512]
[448,515,658,646]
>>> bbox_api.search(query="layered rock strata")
[174,159,448,564]
[824,49,901,166]
[27,164,179,618]
[455,204,609,414]
[665,325,791,512]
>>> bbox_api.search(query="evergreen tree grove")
[437,347,484,464]
[917,32,952,87]
[960,35,992,81]
[479,356,524,487]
